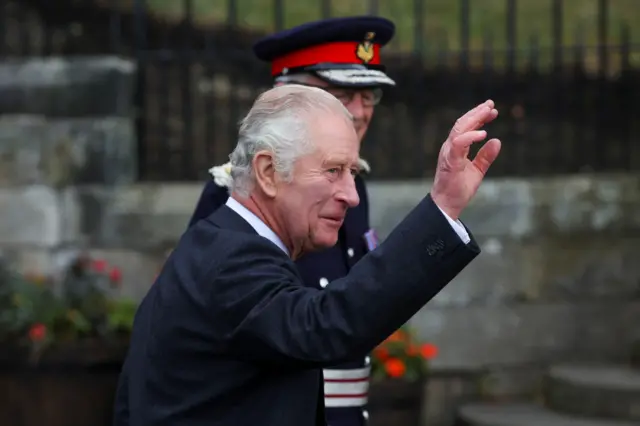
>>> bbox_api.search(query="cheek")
[306,186,334,214]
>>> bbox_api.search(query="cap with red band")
[252,16,396,88]
[270,41,382,77]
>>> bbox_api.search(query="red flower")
[420,343,438,360]
[28,323,47,342]
[384,358,406,378]
[92,259,108,273]
[109,268,122,284]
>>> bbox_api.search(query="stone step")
[544,364,640,421]
[456,403,638,426]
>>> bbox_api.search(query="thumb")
[472,138,501,175]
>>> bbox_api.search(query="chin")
[311,234,339,250]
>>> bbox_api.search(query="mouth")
[322,217,344,227]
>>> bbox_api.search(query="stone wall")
[0,56,138,283]
[375,176,640,424]
[1,56,639,426]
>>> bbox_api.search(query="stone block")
[87,249,166,301]
[456,402,637,426]
[477,365,547,402]
[0,56,136,117]
[410,302,640,370]
[544,364,640,421]
[73,184,200,249]
[0,247,84,281]
[82,182,640,301]
[0,115,136,186]
[367,174,640,239]
[105,212,192,250]
[0,186,81,247]
[429,235,640,307]
[422,371,482,426]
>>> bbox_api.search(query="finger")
[472,138,502,175]
[482,108,499,125]
[465,108,499,133]
[450,102,495,138]
[451,103,489,134]
[466,108,499,134]
[448,130,488,162]
[450,130,487,153]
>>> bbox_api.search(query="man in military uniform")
[187,16,397,426]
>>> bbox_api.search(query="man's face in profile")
[274,110,361,255]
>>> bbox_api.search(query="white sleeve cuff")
[437,206,471,244]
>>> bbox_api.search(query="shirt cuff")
[437,206,471,244]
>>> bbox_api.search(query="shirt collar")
[225,197,289,256]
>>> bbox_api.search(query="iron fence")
[1,0,639,180]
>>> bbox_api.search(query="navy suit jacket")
[186,175,379,426]
[113,194,480,426]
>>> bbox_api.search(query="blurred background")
[0,0,639,425]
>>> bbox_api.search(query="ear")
[252,150,278,198]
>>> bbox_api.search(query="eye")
[327,168,340,174]
[350,168,359,176]
[329,90,352,103]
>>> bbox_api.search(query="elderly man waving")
[189,17,400,426]
[113,84,501,426]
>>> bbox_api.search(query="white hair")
[228,84,353,197]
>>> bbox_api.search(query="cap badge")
[355,32,375,64]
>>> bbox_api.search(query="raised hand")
[431,100,501,221]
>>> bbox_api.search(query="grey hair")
[228,84,353,197]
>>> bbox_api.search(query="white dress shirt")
[226,197,290,255]
[225,197,470,254]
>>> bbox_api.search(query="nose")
[336,173,360,209]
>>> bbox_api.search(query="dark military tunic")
[187,170,375,426]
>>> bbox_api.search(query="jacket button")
[319,277,329,288]
[365,356,371,366]
[363,410,369,421]
[347,248,354,257]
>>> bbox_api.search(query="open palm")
[431,100,502,221]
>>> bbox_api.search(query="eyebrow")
[323,159,360,170]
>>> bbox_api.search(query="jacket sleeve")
[208,194,480,368]
[187,181,230,229]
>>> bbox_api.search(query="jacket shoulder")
[202,180,230,203]
[187,180,231,228]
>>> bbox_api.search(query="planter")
[367,379,425,426]
[0,338,128,426]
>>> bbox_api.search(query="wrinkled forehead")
[307,112,359,160]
